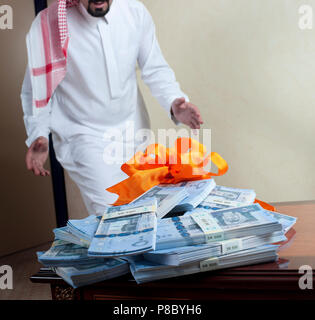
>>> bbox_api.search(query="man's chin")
[88,2,110,17]
[88,9,108,17]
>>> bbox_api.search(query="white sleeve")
[137,4,189,124]
[20,65,51,147]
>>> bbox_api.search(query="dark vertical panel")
[49,134,69,227]
[33,0,69,227]
[34,0,48,15]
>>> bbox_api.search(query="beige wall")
[136,0,315,203]
[66,0,315,220]
[0,0,56,257]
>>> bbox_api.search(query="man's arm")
[137,4,203,129]
[21,65,51,176]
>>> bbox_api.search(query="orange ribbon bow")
[106,137,275,212]
[106,137,228,206]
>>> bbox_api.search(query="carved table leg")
[51,285,77,300]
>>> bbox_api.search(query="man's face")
[81,0,113,18]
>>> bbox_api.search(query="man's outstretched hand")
[171,98,204,129]
[26,136,50,176]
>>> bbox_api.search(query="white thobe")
[21,0,189,215]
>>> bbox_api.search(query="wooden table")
[30,202,315,300]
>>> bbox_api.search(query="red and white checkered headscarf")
[58,0,79,48]
[26,0,80,113]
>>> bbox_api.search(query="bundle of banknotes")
[37,180,297,288]
[88,199,158,257]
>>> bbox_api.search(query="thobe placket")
[98,20,122,100]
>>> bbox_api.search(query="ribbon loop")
[107,137,229,206]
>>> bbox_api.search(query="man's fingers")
[25,152,33,171]
[189,120,200,130]
[193,117,201,128]
[32,167,41,176]
[32,160,41,176]
[37,161,50,177]
[192,115,203,126]
[192,119,201,129]
[193,111,203,123]
[188,105,204,124]
[37,162,47,177]
[40,167,46,176]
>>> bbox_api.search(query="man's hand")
[26,136,50,176]
[171,98,204,129]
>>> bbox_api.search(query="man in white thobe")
[21,0,203,215]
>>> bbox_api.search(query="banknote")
[263,210,297,233]
[104,198,157,220]
[130,245,279,284]
[53,227,90,247]
[37,239,102,266]
[194,201,229,213]
[144,231,286,266]
[67,215,101,242]
[201,185,256,207]
[167,179,216,214]
[132,184,189,219]
[156,204,282,250]
[88,201,157,257]
[55,258,130,288]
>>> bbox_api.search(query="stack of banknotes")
[55,259,129,288]
[131,184,189,219]
[129,245,279,284]
[37,240,105,267]
[88,199,158,257]
[37,181,297,288]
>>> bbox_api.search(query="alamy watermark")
[299,265,313,290]
[102,123,212,171]
[299,5,313,30]
[0,265,13,290]
[0,4,13,30]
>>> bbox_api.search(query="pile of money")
[37,181,297,288]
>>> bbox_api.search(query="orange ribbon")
[107,137,229,206]
[254,199,275,212]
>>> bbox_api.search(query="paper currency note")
[88,205,157,257]
[202,185,256,207]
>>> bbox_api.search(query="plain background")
[0,0,314,256]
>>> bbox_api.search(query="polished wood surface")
[30,203,315,300]
[225,202,315,271]
[275,203,315,269]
